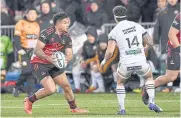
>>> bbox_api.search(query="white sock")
[167,82,173,87]
[91,71,97,88]
[145,80,155,104]
[113,72,117,82]
[116,85,126,110]
[94,72,104,90]
[72,71,81,90]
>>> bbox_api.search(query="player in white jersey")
[101,6,162,115]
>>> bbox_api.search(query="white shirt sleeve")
[108,29,117,42]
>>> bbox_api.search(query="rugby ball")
[52,51,67,69]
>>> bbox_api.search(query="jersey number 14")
[126,36,139,48]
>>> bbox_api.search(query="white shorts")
[117,60,150,79]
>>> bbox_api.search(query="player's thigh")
[49,67,70,87]
[40,76,56,92]
[117,62,132,80]
[166,69,179,81]
[136,61,152,78]
[53,72,71,88]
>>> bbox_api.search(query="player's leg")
[24,76,56,114]
[141,63,162,113]
[155,70,179,88]
[53,72,89,113]
[116,63,129,115]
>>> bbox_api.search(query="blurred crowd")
[1,0,180,95]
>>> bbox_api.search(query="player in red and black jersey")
[142,12,180,105]
[24,12,89,115]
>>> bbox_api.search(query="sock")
[113,72,117,82]
[145,80,155,104]
[167,82,173,89]
[91,71,97,88]
[116,85,126,110]
[72,71,81,90]
[94,72,104,90]
[28,94,37,103]
[68,99,77,109]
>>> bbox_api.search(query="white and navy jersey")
[108,20,147,64]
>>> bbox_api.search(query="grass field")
[1,92,180,117]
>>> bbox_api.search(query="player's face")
[42,3,50,14]
[99,42,107,50]
[26,10,38,22]
[87,34,96,44]
[91,3,98,12]
[56,18,70,32]
[168,0,178,6]
[157,0,167,9]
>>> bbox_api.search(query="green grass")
[1,92,180,117]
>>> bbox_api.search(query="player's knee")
[62,84,72,93]
[169,75,177,82]
[46,86,56,94]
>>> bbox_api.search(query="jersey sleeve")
[39,29,48,44]
[108,30,117,42]
[14,20,23,36]
[138,24,147,35]
[172,13,180,30]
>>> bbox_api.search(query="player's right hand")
[18,49,26,55]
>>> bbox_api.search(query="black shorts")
[32,63,65,80]
[167,45,180,70]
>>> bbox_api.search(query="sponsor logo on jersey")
[26,34,38,39]
[122,26,136,34]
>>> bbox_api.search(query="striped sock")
[116,85,126,110]
[145,81,155,104]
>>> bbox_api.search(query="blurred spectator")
[81,26,104,93]
[102,0,127,22]
[153,0,180,54]
[141,0,157,22]
[37,1,53,31]
[5,0,34,11]
[127,0,157,22]
[153,0,167,21]
[1,0,15,25]
[0,35,14,81]
[12,8,40,97]
[84,0,108,29]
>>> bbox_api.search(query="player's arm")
[102,39,116,65]
[143,32,153,52]
[168,13,180,52]
[34,31,53,63]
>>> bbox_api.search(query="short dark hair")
[53,12,68,25]
[113,5,127,22]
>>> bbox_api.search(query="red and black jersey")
[168,12,180,47]
[31,26,72,64]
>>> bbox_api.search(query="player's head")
[53,12,70,32]
[25,8,38,22]
[113,5,127,23]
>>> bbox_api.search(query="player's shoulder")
[40,26,55,35]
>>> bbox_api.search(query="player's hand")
[18,49,26,55]
[100,59,106,66]
[81,61,87,69]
